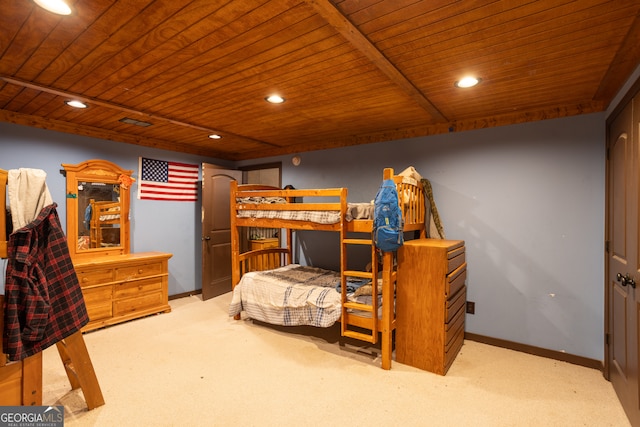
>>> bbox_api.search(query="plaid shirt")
[3,203,88,361]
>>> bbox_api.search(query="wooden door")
[607,97,639,426]
[201,164,242,301]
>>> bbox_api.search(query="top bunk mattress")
[233,170,424,226]
[236,199,374,224]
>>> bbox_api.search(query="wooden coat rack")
[0,168,104,409]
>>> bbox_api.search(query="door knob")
[617,273,636,289]
[202,236,211,241]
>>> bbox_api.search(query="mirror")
[78,182,121,249]
[62,160,133,261]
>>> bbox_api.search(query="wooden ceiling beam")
[0,109,225,158]
[0,75,280,148]
[303,0,447,123]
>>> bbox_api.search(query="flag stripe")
[141,182,197,190]
[139,157,199,201]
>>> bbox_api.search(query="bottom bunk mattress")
[229,264,343,327]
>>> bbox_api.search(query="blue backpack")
[373,179,404,252]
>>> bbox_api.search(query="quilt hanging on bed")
[229,264,343,327]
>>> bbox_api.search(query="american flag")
[138,157,199,201]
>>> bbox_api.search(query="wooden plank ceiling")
[1,0,639,161]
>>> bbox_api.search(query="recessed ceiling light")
[265,94,285,104]
[455,76,481,88]
[65,100,87,108]
[208,134,221,139]
[34,0,72,15]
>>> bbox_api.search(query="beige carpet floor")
[42,293,630,427]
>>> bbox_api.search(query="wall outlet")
[466,301,475,314]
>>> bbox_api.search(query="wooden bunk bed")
[88,198,121,248]
[230,167,426,370]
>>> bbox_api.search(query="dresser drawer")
[445,286,466,323]
[447,251,465,275]
[82,286,113,321]
[114,277,162,299]
[115,262,164,280]
[445,305,465,348]
[77,268,114,287]
[444,325,465,371]
[114,290,165,316]
[445,263,467,298]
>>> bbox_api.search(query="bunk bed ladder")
[340,235,379,344]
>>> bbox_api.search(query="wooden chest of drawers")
[74,252,173,332]
[396,239,467,375]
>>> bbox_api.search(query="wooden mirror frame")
[62,159,133,261]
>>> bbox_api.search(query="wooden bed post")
[230,180,239,287]
[229,179,240,288]
[286,228,293,264]
[381,167,394,369]
[381,251,394,370]
[230,179,242,320]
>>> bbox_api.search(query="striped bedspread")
[229,264,343,327]
[235,201,373,224]
[236,209,341,224]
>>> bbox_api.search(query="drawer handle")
[82,277,88,283]
[138,269,144,274]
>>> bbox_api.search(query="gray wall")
[0,106,616,363]
[0,125,232,295]
[239,113,606,361]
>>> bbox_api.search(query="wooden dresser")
[396,239,467,375]
[74,252,173,332]
[62,160,174,333]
